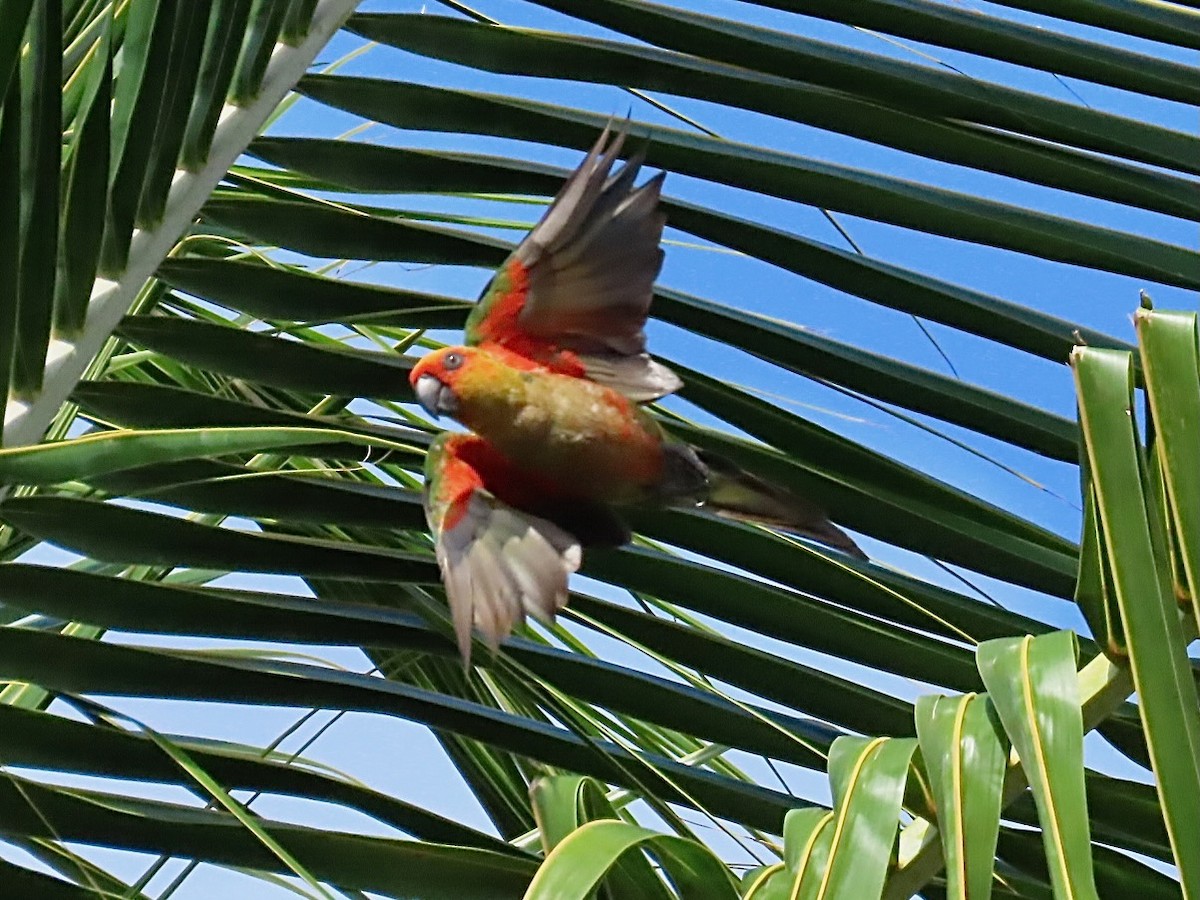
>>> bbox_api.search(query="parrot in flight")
[410,124,864,664]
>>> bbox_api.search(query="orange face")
[409,346,474,420]
[410,345,535,421]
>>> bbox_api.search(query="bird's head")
[410,346,484,420]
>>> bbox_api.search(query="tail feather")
[696,451,868,560]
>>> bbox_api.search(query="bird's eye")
[443,352,463,371]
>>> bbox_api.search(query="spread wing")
[465,122,681,402]
[423,434,582,665]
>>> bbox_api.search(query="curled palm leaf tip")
[409,122,866,665]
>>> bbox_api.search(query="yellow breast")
[457,366,664,502]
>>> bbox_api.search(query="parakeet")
[412,346,865,664]
[410,123,864,664]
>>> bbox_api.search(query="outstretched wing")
[424,434,622,665]
[465,123,680,402]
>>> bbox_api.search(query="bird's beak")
[414,373,458,419]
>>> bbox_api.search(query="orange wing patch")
[473,260,589,379]
[472,259,530,345]
[438,432,576,521]
[436,436,487,531]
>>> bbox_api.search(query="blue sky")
[5,1,1198,895]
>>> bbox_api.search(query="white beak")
[414,373,457,418]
